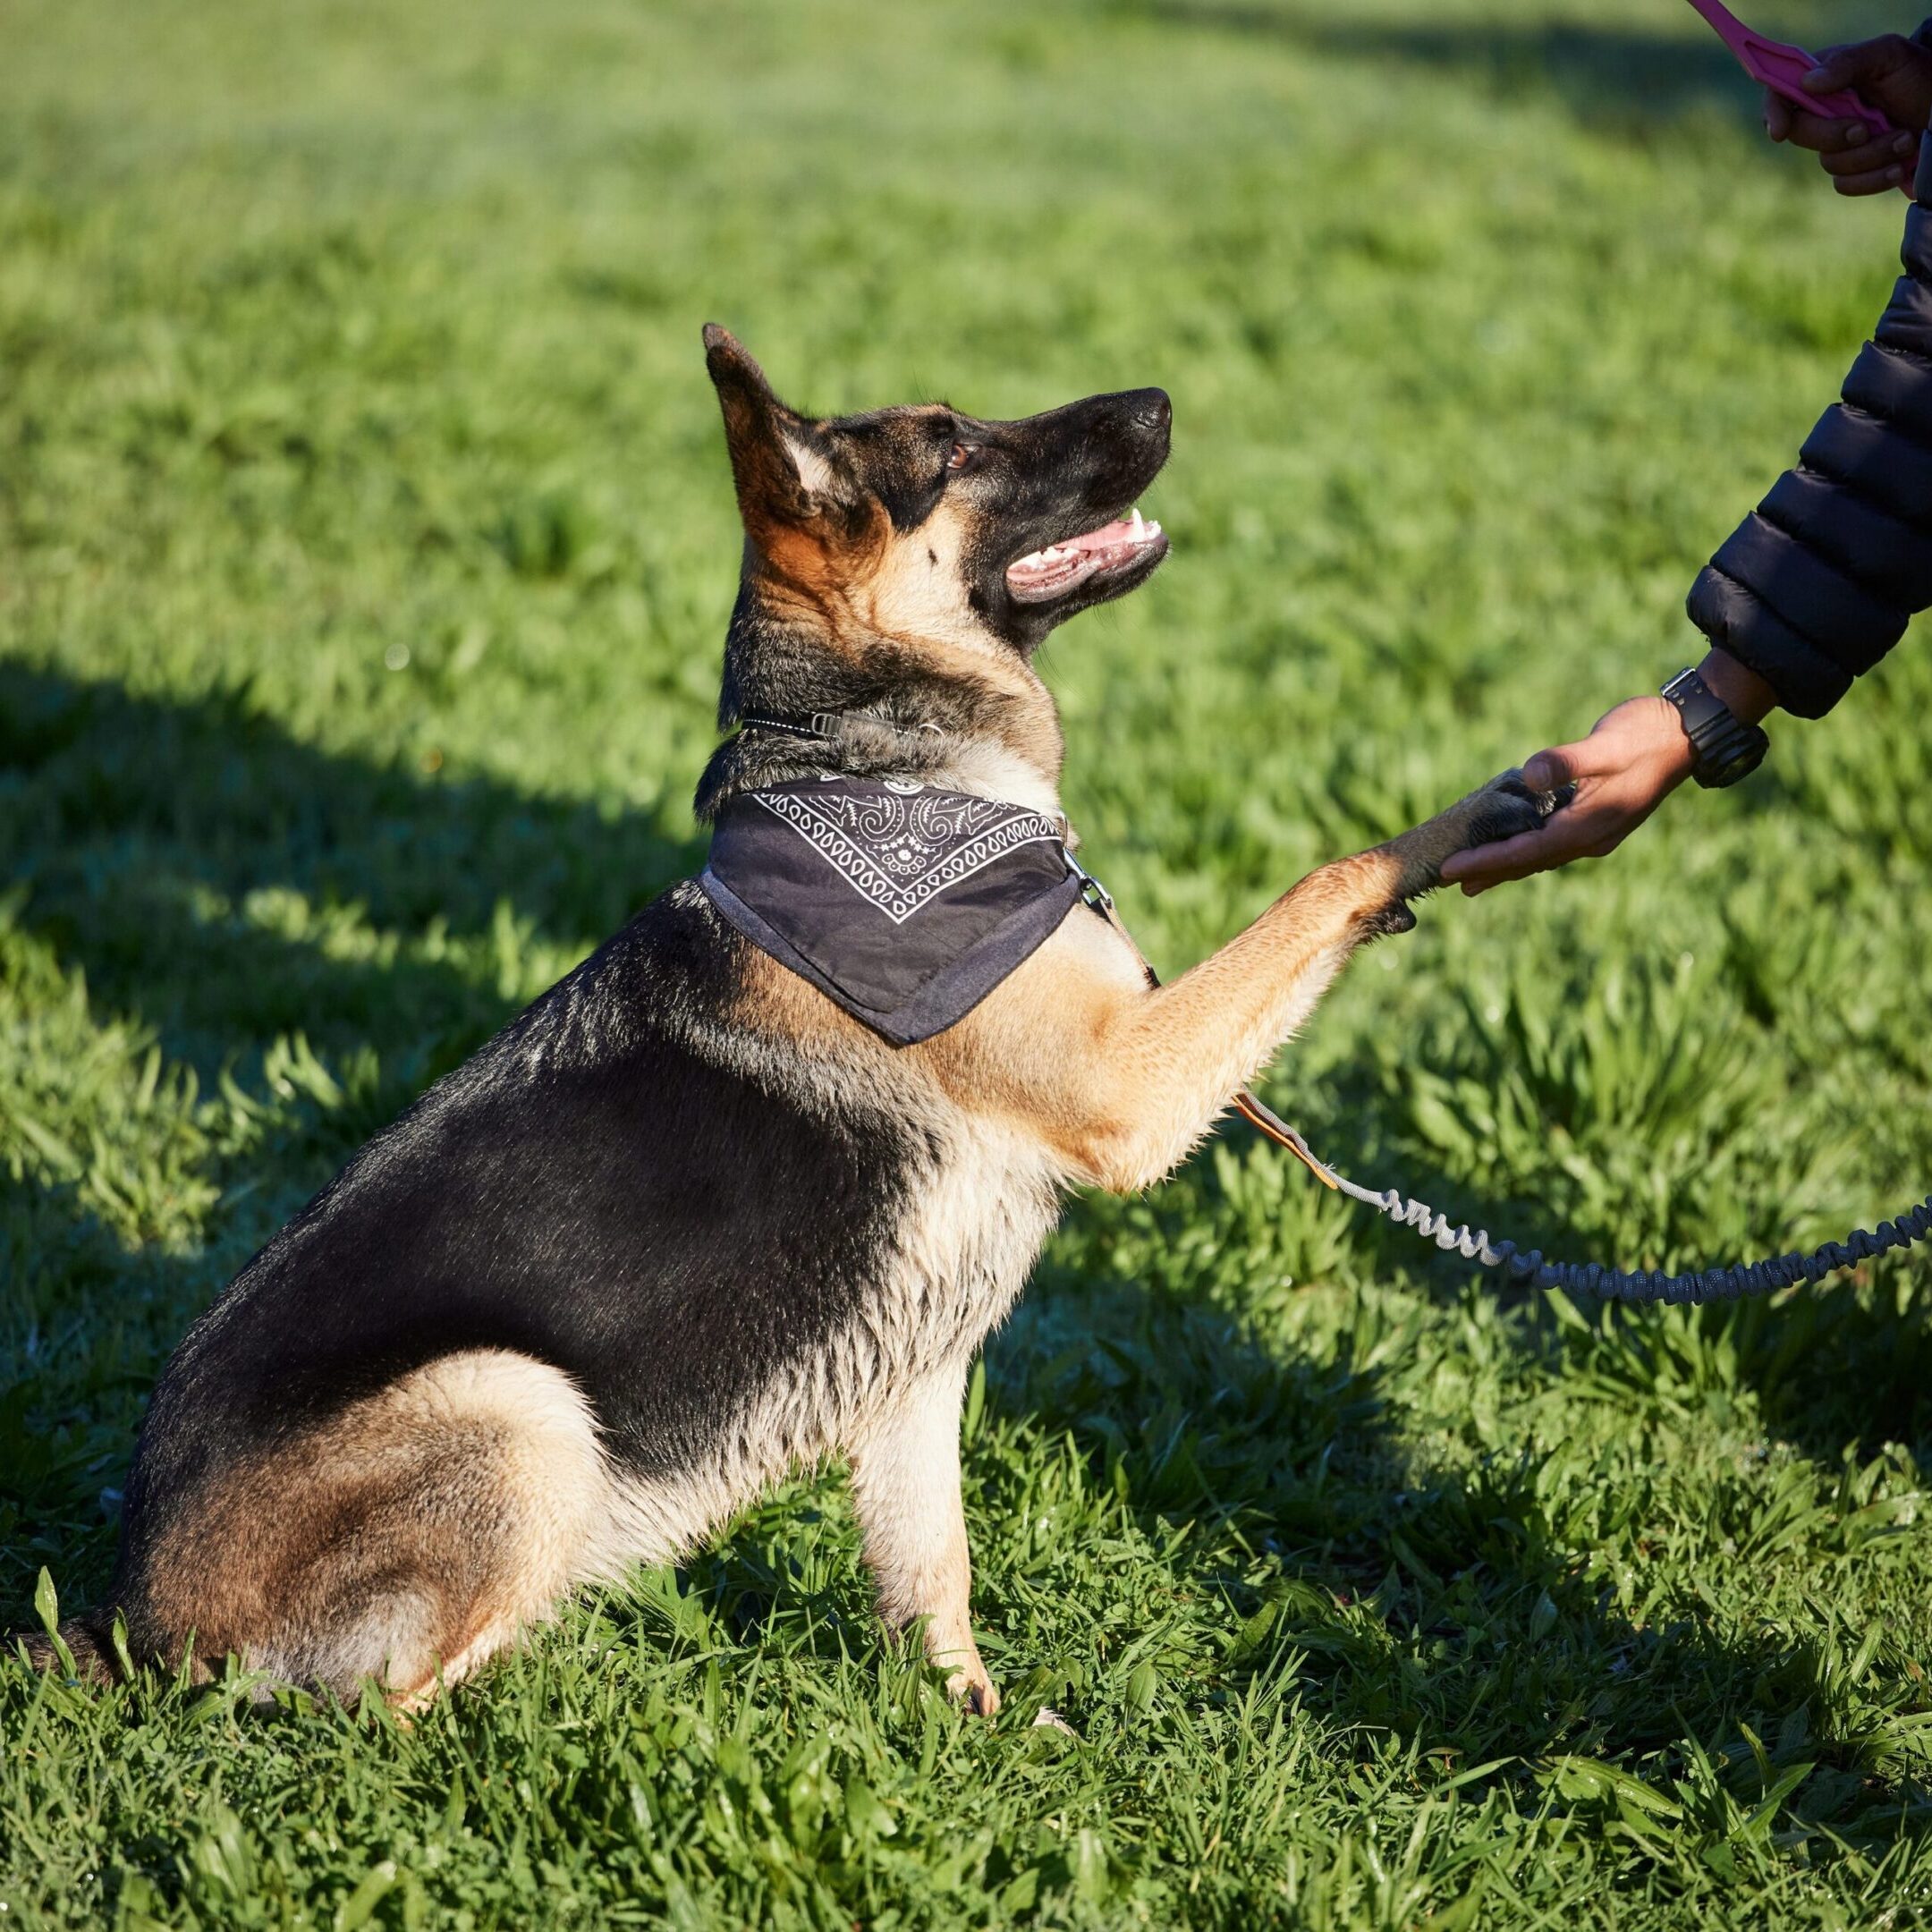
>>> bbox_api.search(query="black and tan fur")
[13,328,1542,1713]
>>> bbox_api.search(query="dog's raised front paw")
[1458,768,1549,852]
[1382,768,1557,906]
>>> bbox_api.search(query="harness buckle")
[1065,852,1114,913]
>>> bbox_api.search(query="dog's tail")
[8,1613,123,1684]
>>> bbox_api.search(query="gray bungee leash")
[1233,1090,1932,1307]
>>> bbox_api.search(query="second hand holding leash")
[1682,0,1912,191]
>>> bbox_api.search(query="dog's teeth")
[1145,520,1161,538]
[1130,506,1144,534]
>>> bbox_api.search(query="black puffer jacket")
[1688,134,1932,716]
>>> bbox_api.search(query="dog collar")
[699,776,1087,1045]
[737,709,945,745]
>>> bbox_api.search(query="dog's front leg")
[1053,773,1546,1192]
[848,1363,997,1715]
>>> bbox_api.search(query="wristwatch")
[1660,668,1769,789]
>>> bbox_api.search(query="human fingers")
[1440,699,1682,888]
[1764,88,1793,141]
[1436,824,1557,891]
[1518,714,1644,793]
[1827,157,1910,193]
[1521,744,1578,795]
[1803,35,1932,138]
[1803,35,1908,98]
[1775,106,1868,153]
[1439,805,1624,893]
[1821,128,1919,176]
[1439,750,1610,884]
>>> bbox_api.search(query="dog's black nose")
[1125,388,1172,433]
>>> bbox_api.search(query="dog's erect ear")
[702,324,852,533]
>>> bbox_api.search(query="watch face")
[1701,735,1767,789]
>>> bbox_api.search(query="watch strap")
[1661,669,1770,789]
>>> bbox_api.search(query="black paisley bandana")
[699,777,1088,1045]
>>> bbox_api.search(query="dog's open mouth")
[1004,507,1167,604]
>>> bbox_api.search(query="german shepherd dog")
[15,328,1542,1713]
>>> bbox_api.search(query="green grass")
[4,0,1932,1922]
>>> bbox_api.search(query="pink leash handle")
[1684,0,1900,148]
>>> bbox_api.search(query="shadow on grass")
[0,662,704,1076]
[0,659,704,1613]
[0,1198,193,1612]
[984,1272,1932,1849]
[1649,1271,1932,1463]
[1126,0,1850,134]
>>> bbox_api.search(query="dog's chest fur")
[646,1106,1058,1539]
[687,929,1064,1469]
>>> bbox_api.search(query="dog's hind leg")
[130,1350,619,1707]
[847,1362,996,1715]
[315,1351,624,1706]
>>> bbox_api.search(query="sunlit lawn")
[4,0,1932,1924]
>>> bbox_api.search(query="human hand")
[1438,699,1694,894]
[1763,33,1932,194]
[1440,651,1776,894]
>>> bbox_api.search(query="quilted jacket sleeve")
[1686,131,1932,716]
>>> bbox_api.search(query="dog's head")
[703,325,1171,671]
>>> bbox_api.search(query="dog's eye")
[945,441,977,471]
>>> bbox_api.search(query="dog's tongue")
[1007,507,1164,589]
[1063,515,1146,554]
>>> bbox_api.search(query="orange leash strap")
[1233,1089,1340,1191]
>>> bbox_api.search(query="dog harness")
[699,776,1096,1045]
